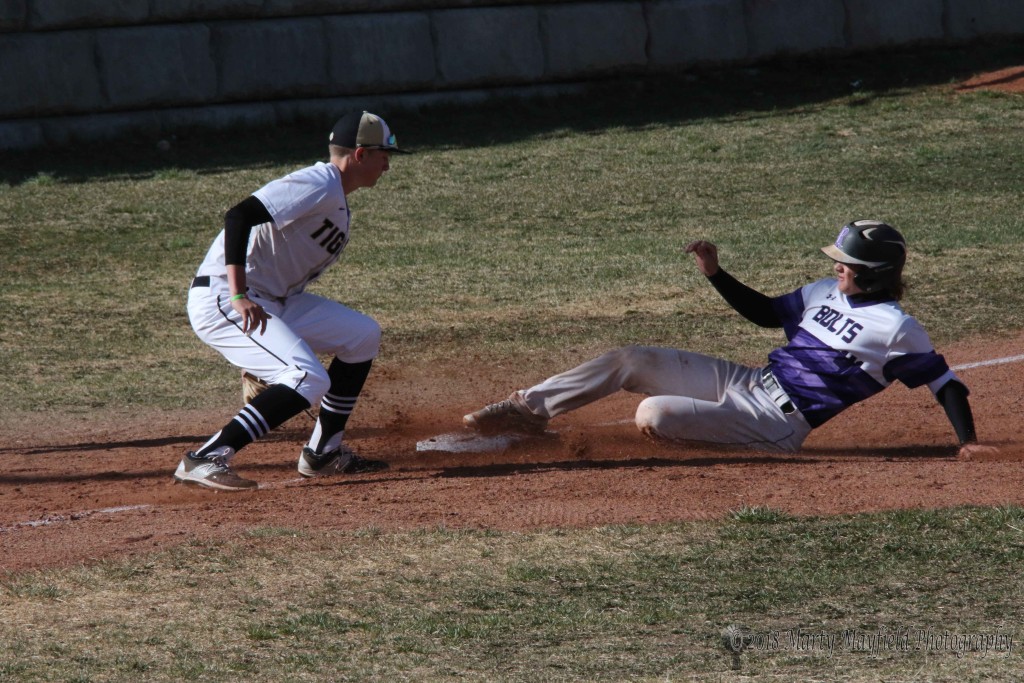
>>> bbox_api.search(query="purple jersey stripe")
[882,351,950,388]
[768,329,886,427]
[771,288,805,339]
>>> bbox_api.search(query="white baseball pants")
[519,345,811,452]
[187,276,380,406]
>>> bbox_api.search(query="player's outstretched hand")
[958,442,1000,460]
[685,240,720,277]
[233,297,271,336]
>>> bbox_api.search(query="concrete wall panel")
[39,109,161,146]
[158,101,278,135]
[947,0,1024,40]
[324,13,435,93]
[541,2,648,78]
[0,0,26,31]
[213,18,329,100]
[648,0,747,67]
[148,0,264,24]
[745,0,846,58]
[433,7,545,86]
[4,0,1024,149]
[846,0,943,48]
[7,0,573,33]
[97,25,217,109]
[0,31,102,117]
[0,117,42,149]
[27,0,148,30]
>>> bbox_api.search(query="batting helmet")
[821,219,907,293]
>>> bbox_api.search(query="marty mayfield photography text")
[730,627,1014,658]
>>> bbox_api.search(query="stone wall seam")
[640,0,652,67]
[839,0,856,47]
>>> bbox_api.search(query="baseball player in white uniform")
[464,221,994,459]
[175,111,408,491]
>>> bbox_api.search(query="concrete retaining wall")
[2,0,1023,149]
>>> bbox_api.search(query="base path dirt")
[2,331,1021,573]
[6,71,1024,573]
[956,65,1024,93]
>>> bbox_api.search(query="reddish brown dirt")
[956,65,1024,93]
[5,74,1023,573]
[2,332,1021,573]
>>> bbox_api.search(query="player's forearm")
[936,380,977,445]
[706,269,782,328]
[226,264,248,299]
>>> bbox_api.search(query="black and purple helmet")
[821,219,907,293]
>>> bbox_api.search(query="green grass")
[2,43,1024,682]
[1,507,1022,681]
[2,43,1024,416]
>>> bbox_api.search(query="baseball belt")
[191,276,210,288]
[760,367,796,415]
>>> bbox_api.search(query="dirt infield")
[4,72,1024,574]
[2,332,1021,573]
[956,65,1024,93]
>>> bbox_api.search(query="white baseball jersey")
[768,278,958,427]
[196,161,351,299]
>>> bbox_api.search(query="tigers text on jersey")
[196,162,351,299]
[767,278,959,428]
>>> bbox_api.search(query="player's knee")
[362,318,382,354]
[337,316,381,363]
[635,396,668,438]
[294,367,331,406]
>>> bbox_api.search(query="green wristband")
[229,293,247,302]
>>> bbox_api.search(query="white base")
[415,431,528,454]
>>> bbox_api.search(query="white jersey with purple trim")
[767,278,959,428]
[196,161,351,299]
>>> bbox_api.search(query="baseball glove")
[241,372,317,421]
[241,371,269,405]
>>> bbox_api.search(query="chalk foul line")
[952,353,1024,371]
[1,504,152,533]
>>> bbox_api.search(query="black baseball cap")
[329,111,409,153]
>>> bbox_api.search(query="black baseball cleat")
[463,392,549,435]
[297,445,388,477]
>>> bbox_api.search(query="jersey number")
[311,219,346,254]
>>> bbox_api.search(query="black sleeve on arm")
[706,269,783,328]
[935,379,977,445]
[223,195,272,266]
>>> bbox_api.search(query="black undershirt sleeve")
[706,269,783,328]
[935,379,977,445]
[223,195,273,266]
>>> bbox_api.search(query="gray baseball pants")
[518,345,812,452]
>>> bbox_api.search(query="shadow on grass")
[3,41,1024,186]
